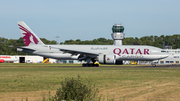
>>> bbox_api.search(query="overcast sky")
[0,0,180,43]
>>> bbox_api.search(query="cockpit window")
[161,50,166,53]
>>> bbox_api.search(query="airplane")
[0,55,18,63]
[12,21,168,67]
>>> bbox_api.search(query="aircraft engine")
[0,59,5,63]
[98,54,123,64]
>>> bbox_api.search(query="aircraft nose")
[161,54,169,58]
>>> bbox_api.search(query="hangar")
[11,55,81,64]
[13,55,56,63]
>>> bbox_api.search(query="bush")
[52,75,99,101]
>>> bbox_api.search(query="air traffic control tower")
[111,24,125,45]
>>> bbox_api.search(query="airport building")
[158,48,180,64]
[111,24,125,45]
[13,55,56,63]
[12,55,81,64]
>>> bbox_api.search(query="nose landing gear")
[151,62,157,67]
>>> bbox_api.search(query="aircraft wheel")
[82,63,86,67]
[152,64,156,67]
[95,64,99,67]
[89,64,93,67]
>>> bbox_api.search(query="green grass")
[0,64,180,101]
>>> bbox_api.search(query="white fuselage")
[19,45,168,61]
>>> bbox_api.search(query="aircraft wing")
[50,46,99,56]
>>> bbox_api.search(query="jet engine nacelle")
[98,54,123,64]
[0,59,5,63]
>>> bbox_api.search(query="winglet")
[17,21,44,46]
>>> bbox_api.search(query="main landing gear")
[152,64,156,67]
[82,63,99,67]
[151,62,157,67]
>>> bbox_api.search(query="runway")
[50,64,180,68]
[99,64,180,68]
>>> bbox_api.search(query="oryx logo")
[18,24,39,46]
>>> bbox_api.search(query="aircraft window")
[112,26,124,33]
[161,50,166,53]
[160,61,164,64]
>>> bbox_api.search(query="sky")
[0,0,180,43]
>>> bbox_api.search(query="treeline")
[122,35,180,49]
[60,38,114,45]
[61,34,180,49]
[0,34,180,55]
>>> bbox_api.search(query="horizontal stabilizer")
[9,45,36,51]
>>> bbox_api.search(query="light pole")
[55,36,59,44]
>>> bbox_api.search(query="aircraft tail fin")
[17,21,45,46]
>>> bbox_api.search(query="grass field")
[0,63,180,101]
